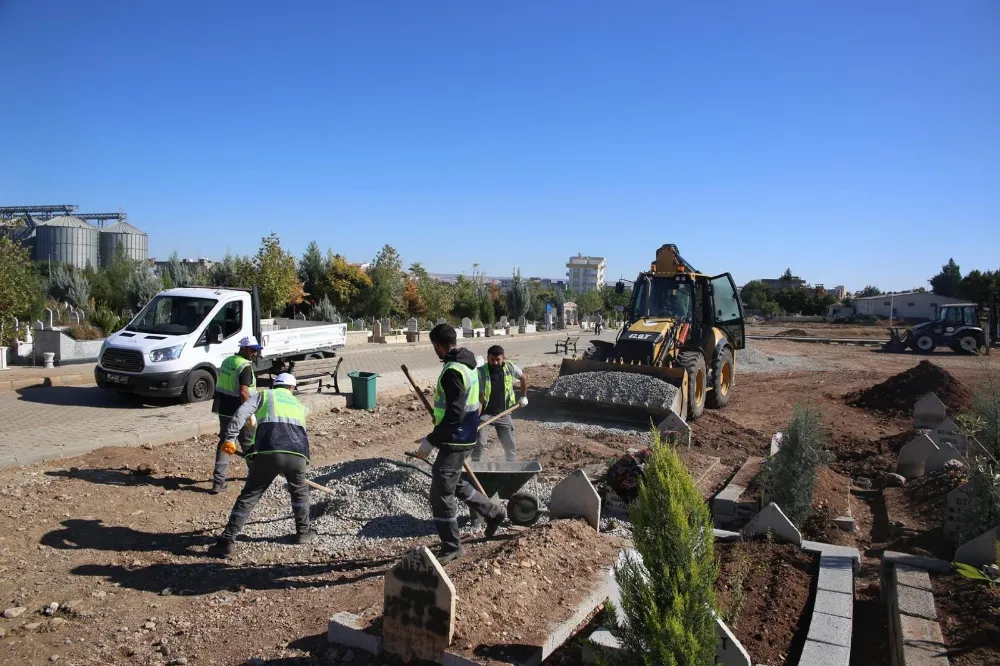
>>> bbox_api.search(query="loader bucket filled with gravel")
[548,369,683,422]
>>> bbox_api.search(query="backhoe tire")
[677,351,707,421]
[706,346,734,410]
[914,334,936,354]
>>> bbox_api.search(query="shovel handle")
[305,479,339,497]
[477,403,520,432]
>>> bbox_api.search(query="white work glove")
[416,437,434,460]
[248,414,257,430]
[519,396,529,408]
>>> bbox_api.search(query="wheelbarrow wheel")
[507,492,540,527]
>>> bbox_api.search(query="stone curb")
[882,555,952,666]
[326,612,382,656]
[0,373,89,393]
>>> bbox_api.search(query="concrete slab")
[798,639,851,666]
[549,469,601,530]
[813,589,853,619]
[742,502,802,546]
[327,612,382,655]
[895,564,934,591]
[806,610,852,648]
[896,434,940,479]
[802,541,862,571]
[817,556,854,594]
[896,584,938,621]
[913,393,947,429]
[882,551,952,575]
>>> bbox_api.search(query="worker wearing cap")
[414,324,505,564]
[210,336,262,493]
[209,373,312,557]
[472,345,528,462]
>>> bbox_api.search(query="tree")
[164,251,191,288]
[506,270,532,321]
[298,241,326,304]
[310,295,339,322]
[365,244,405,318]
[127,268,163,310]
[402,279,425,317]
[739,280,771,310]
[761,404,832,527]
[418,277,453,322]
[451,276,480,321]
[857,285,882,298]
[607,428,718,665]
[248,233,303,316]
[325,254,373,315]
[760,301,783,318]
[0,235,37,344]
[480,293,495,325]
[48,264,90,308]
[958,269,1000,306]
[930,258,962,297]
[781,267,794,281]
[575,289,603,316]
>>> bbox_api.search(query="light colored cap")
[475,355,485,368]
[273,373,297,388]
[239,335,262,350]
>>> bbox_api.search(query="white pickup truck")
[95,286,347,403]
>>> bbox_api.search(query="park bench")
[555,336,581,355]
[265,355,343,394]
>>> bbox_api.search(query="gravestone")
[372,320,384,343]
[437,318,447,325]
[499,316,508,328]
[924,441,964,474]
[332,314,341,324]
[913,393,947,429]
[34,320,44,330]
[930,418,968,453]
[354,318,365,330]
[518,316,526,327]
[770,432,783,456]
[742,502,802,546]
[955,525,1000,568]
[71,312,81,324]
[943,483,970,543]
[549,469,601,529]
[896,433,940,479]
[715,614,752,666]
[658,411,691,448]
[296,312,307,321]
[46,308,54,328]
[461,317,472,332]
[382,546,456,662]
[407,317,418,332]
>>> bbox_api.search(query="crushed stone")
[549,371,680,409]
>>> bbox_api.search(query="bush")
[88,307,126,337]
[64,324,104,341]
[761,403,832,527]
[958,372,1000,544]
[310,295,339,323]
[605,429,718,665]
[472,319,484,329]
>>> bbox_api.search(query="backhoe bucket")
[882,327,911,353]
[550,358,689,424]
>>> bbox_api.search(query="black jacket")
[427,347,479,450]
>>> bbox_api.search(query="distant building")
[151,257,215,273]
[350,261,370,272]
[566,254,606,293]
[760,276,807,291]
[853,291,968,322]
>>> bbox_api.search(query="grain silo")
[100,220,148,267]
[33,216,100,269]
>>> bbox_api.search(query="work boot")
[209,482,227,494]
[294,529,317,545]
[435,547,466,565]
[485,506,507,539]
[208,539,235,558]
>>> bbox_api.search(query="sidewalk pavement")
[0,329,614,469]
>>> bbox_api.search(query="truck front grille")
[102,348,145,373]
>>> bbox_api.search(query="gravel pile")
[738,342,819,372]
[549,371,680,409]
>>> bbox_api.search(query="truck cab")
[95,287,346,402]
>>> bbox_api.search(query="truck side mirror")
[615,281,625,295]
[208,325,224,345]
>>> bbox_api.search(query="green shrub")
[88,307,125,337]
[761,403,832,527]
[64,324,104,341]
[310,295,339,322]
[958,372,1000,544]
[605,428,718,665]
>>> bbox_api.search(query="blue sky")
[2,1,997,291]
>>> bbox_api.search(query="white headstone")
[955,525,1000,568]
[437,318,447,326]
[72,312,81,324]
[913,393,947,429]
[296,312,307,321]
[924,441,964,474]
[354,318,365,330]
[658,411,691,448]
[461,317,472,332]
[896,433,940,479]
[407,317,418,332]
[382,546,456,662]
[930,419,968,453]
[34,319,44,330]
[499,316,508,327]
[518,315,527,326]
[943,483,970,543]
[549,469,601,530]
[770,432,783,456]
[742,502,802,546]
[46,308,54,328]
[381,317,391,330]
[715,614,752,666]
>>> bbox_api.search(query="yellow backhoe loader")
[552,244,745,423]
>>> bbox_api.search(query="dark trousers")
[213,415,253,486]
[221,452,310,541]
[472,414,517,462]
[430,448,502,553]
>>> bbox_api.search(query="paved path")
[0,331,613,468]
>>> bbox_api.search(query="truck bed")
[260,320,347,358]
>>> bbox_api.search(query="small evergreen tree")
[605,429,718,665]
[506,270,531,321]
[761,403,832,527]
[958,371,1000,544]
[310,295,339,322]
[480,294,495,325]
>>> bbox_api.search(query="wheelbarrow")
[465,460,544,527]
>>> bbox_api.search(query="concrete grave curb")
[711,456,763,528]
[0,373,89,393]
[881,552,952,666]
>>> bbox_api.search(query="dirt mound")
[775,329,812,337]
[846,361,972,415]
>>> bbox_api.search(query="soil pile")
[846,361,972,415]
[775,329,812,337]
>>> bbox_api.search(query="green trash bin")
[348,371,379,410]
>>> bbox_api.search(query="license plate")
[106,373,129,385]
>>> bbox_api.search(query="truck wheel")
[706,347,734,409]
[182,369,215,404]
[678,351,706,421]
[914,335,936,354]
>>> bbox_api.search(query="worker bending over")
[209,373,312,557]
[473,345,528,462]
[415,324,505,564]
[210,336,261,493]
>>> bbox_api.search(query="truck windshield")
[127,296,219,335]
[632,276,694,321]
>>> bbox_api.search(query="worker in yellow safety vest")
[210,335,261,493]
[413,324,505,564]
[209,373,312,557]
[473,345,528,462]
